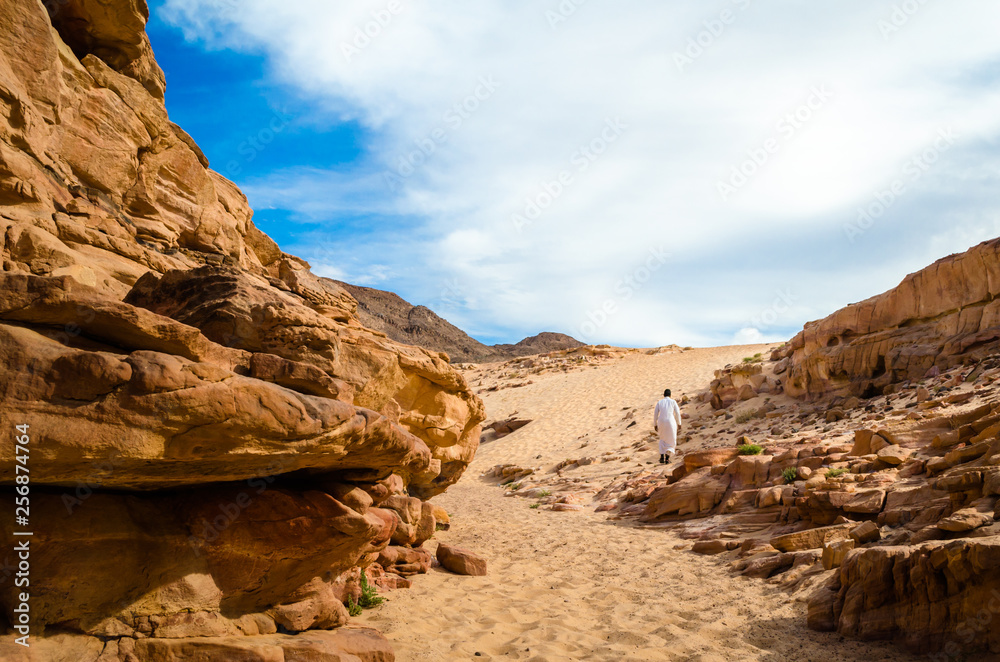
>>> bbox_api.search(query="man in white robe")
[654,389,682,464]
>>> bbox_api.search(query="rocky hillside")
[335,280,583,363]
[0,1,483,659]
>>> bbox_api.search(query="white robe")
[654,397,682,455]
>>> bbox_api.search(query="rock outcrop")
[784,238,1000,400]
[809,539,1000,655]
[0,0,484,658]
[708,358,783,410]
[656,357,1000,655]
[337,280,583,363]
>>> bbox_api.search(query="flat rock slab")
[437,543,488,576]
[877,446,914,465]
[938,508,993,532]
[770,523,855,552]
[692,540,741,555]
[849,520,881,544]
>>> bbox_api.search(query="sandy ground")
[357,345,919,661]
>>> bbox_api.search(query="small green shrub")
[529,503,540,509]
[539,489,552,497]
[781,467,799,483]
[507,482,522,491]
[742,353,764,364]
[358,573,384,609]
[347,597,363,617]
[735,408,765,424]
[825,468,848,478]
[737,444,764,456]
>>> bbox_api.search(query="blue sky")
[149,0,1000,348]
[144,17,368,236]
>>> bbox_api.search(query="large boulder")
[642,468,732,520]
[436,543,488,577]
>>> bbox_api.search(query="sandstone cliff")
[783,238,1000,400]
[0,1,484,658]
[336,280,584,363]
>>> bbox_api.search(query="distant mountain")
[332,281,583,362]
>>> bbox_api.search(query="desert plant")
[347,597,363,617]
[539,489,552,497]
[742,353,764,364]
[781,467,798,483]
[737,443,764,456]
[529,503,540,509]
[358,573,384,609]
[735,408,765,424]
[825,468,848,478]
[507,482,522,491]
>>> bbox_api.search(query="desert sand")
[357,345,919,661]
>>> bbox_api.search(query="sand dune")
[357,346,919,661]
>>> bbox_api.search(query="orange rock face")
[809,540,1000,655]
[784,238,1000,399]
[0,0,484,657]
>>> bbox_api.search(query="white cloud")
[161,0,1000,347]
[733,328,765,345]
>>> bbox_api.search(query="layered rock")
[0,0,484,658]
[809,540,1000,655]
[122,265,484,497]
[784,238,1000,399]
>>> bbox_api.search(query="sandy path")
[358,483,915,661]
[469,345,776,470]
[357,346,918,661]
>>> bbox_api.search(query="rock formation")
[0,0,484,658]
[708,358,783,410]
[337,280,583,363]
[783,238,1000,400]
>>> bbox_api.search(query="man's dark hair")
[664,389,671,397]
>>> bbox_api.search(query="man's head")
[664,389,671,398]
